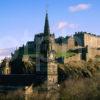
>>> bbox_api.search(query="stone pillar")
[47,62,58,90]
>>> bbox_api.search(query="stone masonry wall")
[84,34,100,48]
[64,53,81,63]
[86,47,100,61]
[67,37,75,50]
[97,37,100,47]
[52,43,67,54]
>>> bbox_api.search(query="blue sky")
[0,0,100,60]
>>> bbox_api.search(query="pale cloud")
[0,48,15,56]
[69,3,91,12]
[0,29,34,48]
[58,22,67,29]
[0,56,10,63]
[0,30,33,62]
[0,48,15,62]
[0,36,19,49]
[57,21,78,30]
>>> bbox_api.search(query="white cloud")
[69,3,91,12]
[57,21,78,30]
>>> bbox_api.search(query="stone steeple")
[44,12,50,36]
[40,12,50,58]
[35,12,58,90]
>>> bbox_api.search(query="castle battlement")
[75,32,100,37]
[73,32,100,48]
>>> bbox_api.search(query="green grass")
[25,51,76,59]
[56,51,76,58]
[95,55,100,61]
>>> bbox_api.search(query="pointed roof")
[44,12,50,36]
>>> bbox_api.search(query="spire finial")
[45,0,49,13]
[45,3,48,14]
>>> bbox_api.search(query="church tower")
[40,12,58,90]
[44,12,50,36]
[40,12,50,58]
[36,12,50,72]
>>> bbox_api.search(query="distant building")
[0,58,11,75]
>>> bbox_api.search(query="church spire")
[44,12,50,36]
